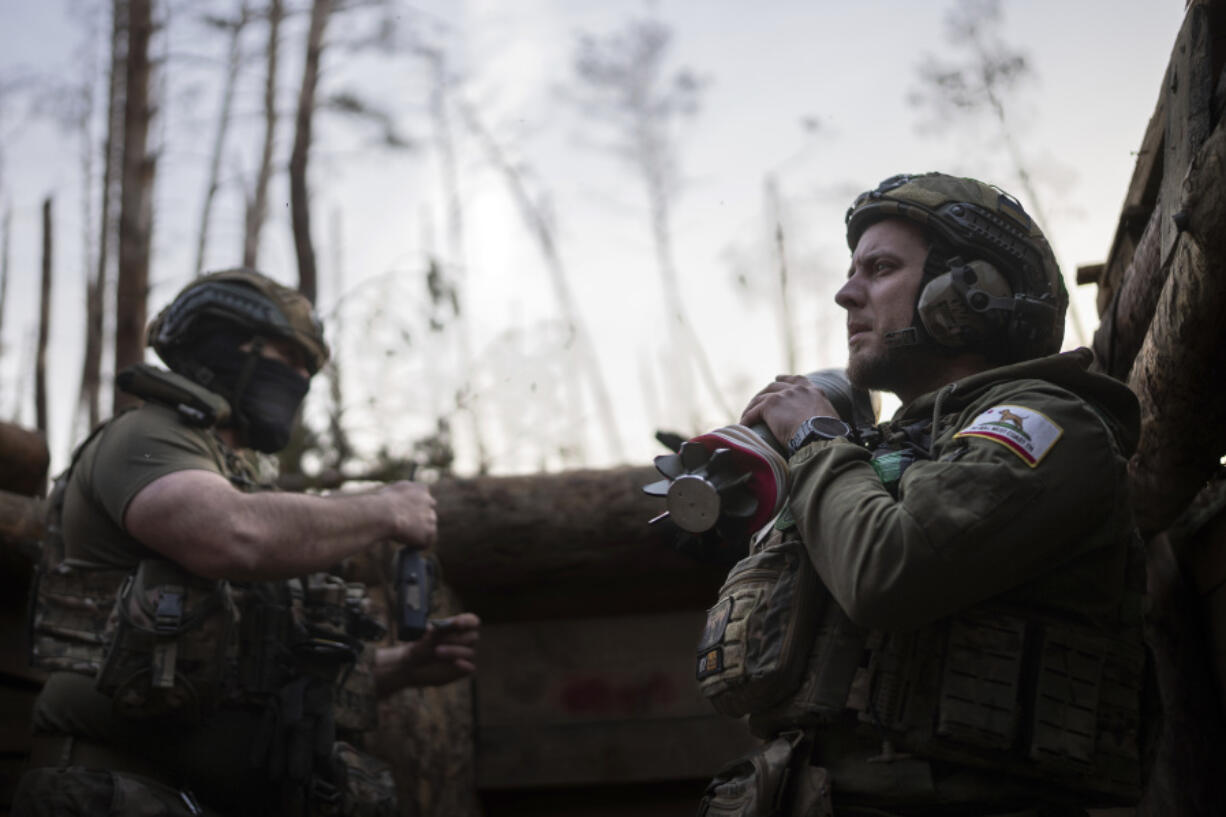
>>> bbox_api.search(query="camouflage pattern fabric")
[696,532,820,717]
[30,561,130,675]
[95,559,238,723]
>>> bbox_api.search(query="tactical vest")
[28,365,382,734]
[696,419,1146,806]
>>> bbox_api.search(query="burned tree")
[193,3,252,278]
[569,15,730,426]
[289,0,332,304]
[457,97,625,463]
[113,0,157,411]
[242,0,282,268]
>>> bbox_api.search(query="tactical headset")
[845,173,1067,363]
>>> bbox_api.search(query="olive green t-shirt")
[60,402,255,568]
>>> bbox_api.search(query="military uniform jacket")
[783,348,1145,807]
[790,348,1139,631]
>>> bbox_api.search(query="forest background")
[0,0,1185,482]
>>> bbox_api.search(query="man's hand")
[740,375,840,447]
[381,481,438,549]
[374,613,480,696]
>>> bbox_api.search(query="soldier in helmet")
[16,269,480,816]
[698,174,1145,816]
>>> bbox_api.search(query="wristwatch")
[787,415,852,457]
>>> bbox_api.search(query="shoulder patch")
[953,404,1062,467]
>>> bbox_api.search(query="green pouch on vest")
[697,531,819,717]
[96,558,238,723]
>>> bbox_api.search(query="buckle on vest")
[155,590,184,634]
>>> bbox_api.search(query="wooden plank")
[475,612,757,787]
[1076,263,1104,287]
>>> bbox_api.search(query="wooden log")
[1128,120,1226,537]
[0,490,44,552]
[1158,2,1214,267]
[1091,206,1163,379]
[0,422,49,498]
[429,466,729,621]
[1096,92,1164,315]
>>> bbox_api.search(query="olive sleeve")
[787,384,1132,631]
[87,405,227,527]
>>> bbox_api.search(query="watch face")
[788,415,851,456]
[811,416,850,437]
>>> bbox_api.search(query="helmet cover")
[845,172,1067,360]
[147,269,329,375]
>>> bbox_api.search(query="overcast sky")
[0,0,1186,475]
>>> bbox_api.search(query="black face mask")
[235,356,310,453]
[184,332,310,453]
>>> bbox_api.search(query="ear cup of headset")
[917,259,1013,348]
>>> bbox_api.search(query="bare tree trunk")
[289,0,331,304]
[76,71,99,438]
[82,0,127,429]
[571,19,725,428]
[36,199,52,437]
[980,83,1089,348]
[645,166,731,423]
[194,3,249,277]
[457,98,626,462]
[113,0,156,412]
[419,48,491,472]
[766,175,797,374]
[243,0,281,269]
[73,27,101,438]
[326,206,351,467]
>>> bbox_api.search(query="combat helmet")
[147,268,329,376]
[845,172,1067,362]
